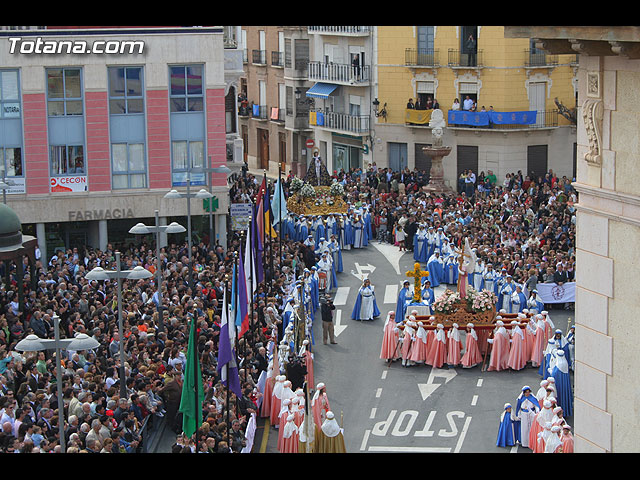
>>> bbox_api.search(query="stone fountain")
[422,109,453,194]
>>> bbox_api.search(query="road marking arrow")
[417,367,458,401]
[351,262,377,281]
[334,309,348,337]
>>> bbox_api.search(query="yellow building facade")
[371,26,577,186]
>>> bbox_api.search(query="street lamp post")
[129,211,186,333]
[15,314,100,453]
[86,252,153,399]
[164,173,213,292]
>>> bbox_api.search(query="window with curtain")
[171,140,204,185]
[111,142,146,189]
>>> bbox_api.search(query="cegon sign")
[68,208,135,221]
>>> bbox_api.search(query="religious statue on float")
[454,237,476,299]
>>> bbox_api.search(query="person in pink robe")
[260,363,276,418]
[529,400,554,452]
[423,317,437,365]
[560,425,574,453]
[461,323,483,368]
[488,320,510,371]
[507,320,527,370]
[530,314,547,367]
[270,375,285,426]
[380,311,400,362]
[447,323,463,366]
[281,414,299,454]
[427,324,447,368]
[311,383,330,431]
[523,314,537,361]
[401,320,416,367]
[410,321,429,364]
[277,398,292,451]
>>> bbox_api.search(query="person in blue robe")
[512,285,528,313]
[482,264,498,294]
[328,234,343,273]
[282,298,296,331]
[550,350,573,417]
[443,255,459,285]
[421,279,436,314]
[363,210,372,247]
[539,339,557,379]
[315,221,327,249]
[413,225,429,264]
[514,386,540,446]
[551,329,571,366]
[426,251,444,287]
[298,221,308,243]
[351,279,381,321]
[426,226,436,259]
[498,276,516,313]
[496,403,516,448]
[395,281,413,323]
[310,267,320,311]
[526,289,545,314]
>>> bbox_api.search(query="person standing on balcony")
[466,33,477,66]
[451,98,461,111]
[351,54,360,83]
[463,95,474,111]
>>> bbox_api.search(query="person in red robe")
[380,311,400,362]
[507,320,527,370]
[427,324,447,368]
[560,424,574,453]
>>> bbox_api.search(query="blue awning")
[306,82,338,99]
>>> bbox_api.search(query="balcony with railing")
[271,51,284,67]
[309,109,370,135]
[252,49,266,65]
[308,61,370,85]
[525,49,558,67]
[405,48,440,67]
[308,26,371,36]
[250,104,268,120]
[448,49,484,67]
[447,108,559,130]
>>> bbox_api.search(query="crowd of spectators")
[0,161,576,453]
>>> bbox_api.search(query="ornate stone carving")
[429,109,446,147]
[582,98,603,165]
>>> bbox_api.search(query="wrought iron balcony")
[307,26,371,35]
[309,109,370,135]
[308,61,370,85]
[252,49,266,65]
[448,49,483,67]
[405,48,439,67]
[525,49,558,67]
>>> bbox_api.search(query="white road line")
[384,284,398,304]
[476,379,483,387]
[368,446,452,453]
[333,287,350,305]
[381,370,387,380]
[375,388,383,398]
[453,415,473,453]
[360,429,371,451]
[471,395,479,406]
[370,407,377,419]
[510,445,519,453]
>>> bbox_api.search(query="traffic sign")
[306,139,315,148]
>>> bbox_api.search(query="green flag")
[178,317,204,438]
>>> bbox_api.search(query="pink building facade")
[0,27,233,260]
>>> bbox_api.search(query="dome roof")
[0,203,23,249]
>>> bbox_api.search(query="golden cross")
[406,262,429,303]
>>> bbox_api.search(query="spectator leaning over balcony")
[451,98,461,111]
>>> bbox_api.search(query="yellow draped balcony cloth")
[405,108,434,125]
